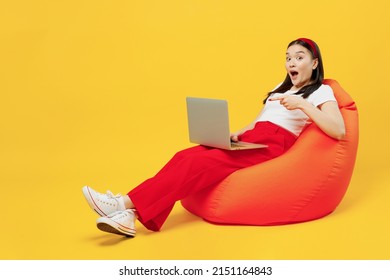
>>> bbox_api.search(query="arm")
[269,95,346,140]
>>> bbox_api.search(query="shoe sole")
[97,218,136,238]
[82,186,106,217]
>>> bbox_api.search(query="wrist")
[298,100,311,111]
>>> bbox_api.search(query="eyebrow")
[286,51,306,55]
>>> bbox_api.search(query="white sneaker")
[96,209,136,237]
[82,186,126,217]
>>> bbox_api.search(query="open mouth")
[290,71,299,78]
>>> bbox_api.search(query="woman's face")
[285,44,318,90]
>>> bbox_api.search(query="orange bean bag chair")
[181,79,359,225]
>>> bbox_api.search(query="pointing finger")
[268,96,284,101]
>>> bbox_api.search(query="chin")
[291,81,300,88]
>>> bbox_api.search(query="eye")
[286,57,291,62]
[297,56,303,60]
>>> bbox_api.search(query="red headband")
[297,38,318,57]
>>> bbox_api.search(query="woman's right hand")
[230,134,239,142]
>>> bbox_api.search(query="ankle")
[122,195,135,209]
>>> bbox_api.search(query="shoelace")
[105,190,122,200]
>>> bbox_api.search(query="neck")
[291,81,313,91]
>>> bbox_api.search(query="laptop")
[186,97,268,150]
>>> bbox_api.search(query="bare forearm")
[299,101,345,140]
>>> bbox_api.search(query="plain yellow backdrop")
[1,0,389,259]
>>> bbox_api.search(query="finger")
[268,96,283,101]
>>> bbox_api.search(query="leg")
[129,146,282,231]
[81,146,213,235]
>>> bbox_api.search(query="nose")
[288,60,296,68]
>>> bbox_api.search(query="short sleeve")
[309,84,337,107]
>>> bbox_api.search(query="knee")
[172,146,208,161]
[171,150,189,162]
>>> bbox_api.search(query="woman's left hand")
[268,95,305,110]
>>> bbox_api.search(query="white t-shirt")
[256,84,337,136]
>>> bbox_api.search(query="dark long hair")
[263,38,324,104]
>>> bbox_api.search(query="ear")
[312,58,319,70]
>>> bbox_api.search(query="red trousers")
[128,121,297,231]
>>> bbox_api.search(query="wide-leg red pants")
[128,121,297,231]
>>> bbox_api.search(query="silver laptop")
[186,97,267,150]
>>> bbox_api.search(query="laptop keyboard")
[231,142,246,148]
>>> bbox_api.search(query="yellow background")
[1,0,389,259]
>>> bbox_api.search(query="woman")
[82,38,345,237]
